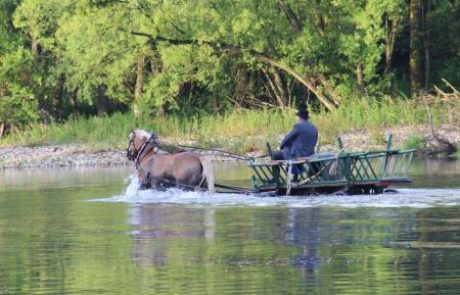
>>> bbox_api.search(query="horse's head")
[127,129,153,161]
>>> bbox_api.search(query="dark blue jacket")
[280,120,318,159]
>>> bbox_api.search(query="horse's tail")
[200,157,214,193]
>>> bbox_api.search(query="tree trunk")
[409,0,423,94]
[254,54,336,110]
[31,34,40,56]
[156,105,165,117]
[423,0,431,88]
[134,54,145,117]
[315,0,326,36]
[262,68,285,107]
[276,0,302,34]
[263,68,289,108]
[384,14,399,74]
[0,123,4,139]
[96,86,109,115]
[273,70,288,107]
[356,64,366,96]
[317,74,341,106]
[134,55,145,98]
[54,74,66,121]
[70,88,79,116]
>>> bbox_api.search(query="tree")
[1,0,459,134]
[0,47,38,136]
[409,0,423,94]
[12,0,70,121]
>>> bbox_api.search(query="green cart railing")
[248,140,415,195]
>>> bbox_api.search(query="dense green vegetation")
[0,0,459,143]
[2,97,456,153]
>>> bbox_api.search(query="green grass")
[403,135,424,150]
[1,113,137,149]
[1,96,458,154]
[313,96,429,143]
[0,109,293,152]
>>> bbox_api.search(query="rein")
[134,140,150,169]
[134,133,162,169]
[154,140,267,161]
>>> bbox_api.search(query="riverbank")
[0,144,129,169]
[1,123,458,169]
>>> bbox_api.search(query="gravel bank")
[0,144,130,169]
[0,144,246,169]
[321,124,460,152]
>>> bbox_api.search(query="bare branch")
[276,0,302,34]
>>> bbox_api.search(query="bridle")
[126,132,159,169]
[126,138,140,161]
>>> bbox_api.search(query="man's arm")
[280,125,299,149]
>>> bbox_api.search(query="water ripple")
[93,176,460,208]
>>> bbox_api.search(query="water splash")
[94,175,460,208]
[124,174,140,196]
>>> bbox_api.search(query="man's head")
[296,108,309,121]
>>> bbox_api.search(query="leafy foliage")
[0,0,458,136]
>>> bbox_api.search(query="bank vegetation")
[0,0,459,152]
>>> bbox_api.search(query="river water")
[0,159,459,294]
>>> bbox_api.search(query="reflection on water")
[120,204,460,294]
[0,166,132,191]
[0,159,459,294]
[128,206,216,267]
[411,158,460,188]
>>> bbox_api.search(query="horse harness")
[129,133,159,169]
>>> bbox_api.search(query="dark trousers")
[272,150,285,160]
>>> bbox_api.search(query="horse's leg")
[140,181,151,190]
[138,171,151,190]
[173,171,191,190]
[148,171,170,191]
[146,171,170,191]
[176,182,192,191]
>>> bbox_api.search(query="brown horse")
[126,129,214,191]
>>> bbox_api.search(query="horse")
[126,129,214,191]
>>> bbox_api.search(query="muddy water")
[0,159,459,294]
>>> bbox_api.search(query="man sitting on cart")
[273,106,318,161]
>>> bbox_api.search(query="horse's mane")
[131,129,151,140]
[130,128,171,154]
